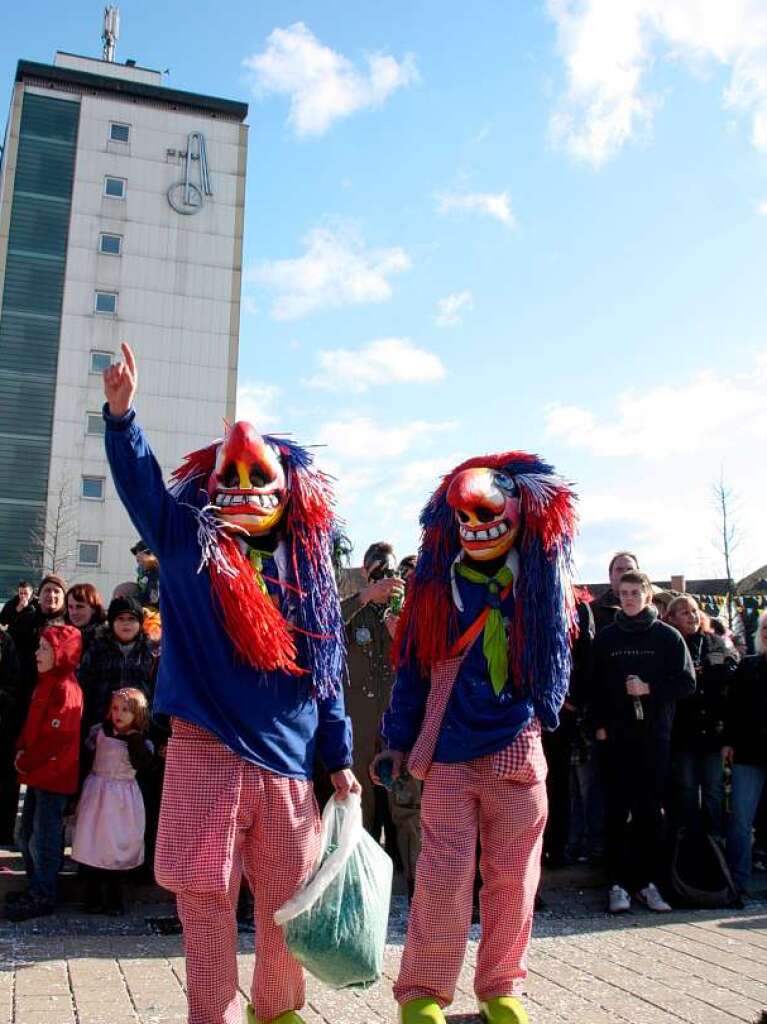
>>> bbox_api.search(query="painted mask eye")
[493,471,517,496]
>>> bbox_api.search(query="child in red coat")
[8,624,83,921]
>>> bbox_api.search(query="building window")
[99,232,122,255]
[86,412,105,436]
[104,176,126,198]
[94,291,118,315]
[109,122,130,143]
[82,476,105,501]
[90,350,113,374]
[77,541,102,567]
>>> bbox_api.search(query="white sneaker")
[636,883,671,912]
[608,885,631,913]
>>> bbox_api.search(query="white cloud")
[249,226,411,320]
[757,199,767,215]
[548,0,767,165]
[241,296,259,316]
[236,381,282,428]
[436,190,516,227]
[545,351,767,457]
[318,417,456,460]
[305,338,445,392]
[371,454,466,512]
[244,22,418,137]
[435,290,474,328]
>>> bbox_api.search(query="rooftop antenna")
[102,6,120,63]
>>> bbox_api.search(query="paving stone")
[3,896,767,1022]
[610,927,767,1005]
[644,926,767,984]
[565,929,763,1021]
[14,963,69,995]
[665,920,767,965]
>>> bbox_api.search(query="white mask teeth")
[216,490,281,511]
[459,519,509,542]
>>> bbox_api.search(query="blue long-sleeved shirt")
[381,569,533,762]
[104,407,352,779]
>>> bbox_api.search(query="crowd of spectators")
[544,551,765,912]
[0,543,162,921]
[0,541,765,921]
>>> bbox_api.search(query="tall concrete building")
[0,49,248,597]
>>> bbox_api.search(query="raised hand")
[361,576,403,607]
[103,342,137,417]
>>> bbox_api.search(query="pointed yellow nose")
[236,461,251,490]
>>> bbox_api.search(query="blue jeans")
[672,751,725,836]
[16,787,68,902]
[727,764,767,891]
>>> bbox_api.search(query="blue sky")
[3,1,766,583]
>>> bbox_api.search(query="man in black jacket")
[593,570,695,913]
[0,628,21,843]
[0,574,67,843]
[0,581,36,630]
[591,551,639,634]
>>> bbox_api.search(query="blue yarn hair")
[169,432,346,699]
[395,450,577,729]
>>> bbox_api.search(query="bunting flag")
[690,591,767,655]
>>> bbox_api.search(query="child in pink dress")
[72,687,154,914]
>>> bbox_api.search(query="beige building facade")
[0,52,248,596]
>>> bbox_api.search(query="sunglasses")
[367,565,397,582]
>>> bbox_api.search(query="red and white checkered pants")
[394,741,547,1008]
[155,720,321,1024]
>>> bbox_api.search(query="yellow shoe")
[245,1005,305,1024]
[478,996,529,1024]
[399,997,447,1023]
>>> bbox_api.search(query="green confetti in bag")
[274,793,393,989]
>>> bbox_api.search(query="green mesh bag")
[274,793,392,989]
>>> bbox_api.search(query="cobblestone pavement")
[1,842,766,1023]
[2,897,767,1023]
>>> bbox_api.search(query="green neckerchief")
[455,561,513,695]
[248,548,273,597]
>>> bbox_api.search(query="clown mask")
[446,467,521,561]
[206,422,288,536]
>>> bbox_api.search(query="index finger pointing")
[121,342,136,376]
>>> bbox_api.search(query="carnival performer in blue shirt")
[102,344,358,1024]
[372,453,577,1024]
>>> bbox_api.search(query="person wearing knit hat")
[79,596,155,734]
[8,624,83,921]
[38,574,67,599]
[107,595,144,626]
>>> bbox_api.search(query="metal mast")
[102,6,120,63]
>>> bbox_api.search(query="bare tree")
[25,480,77,577]
[712,472,741,627]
